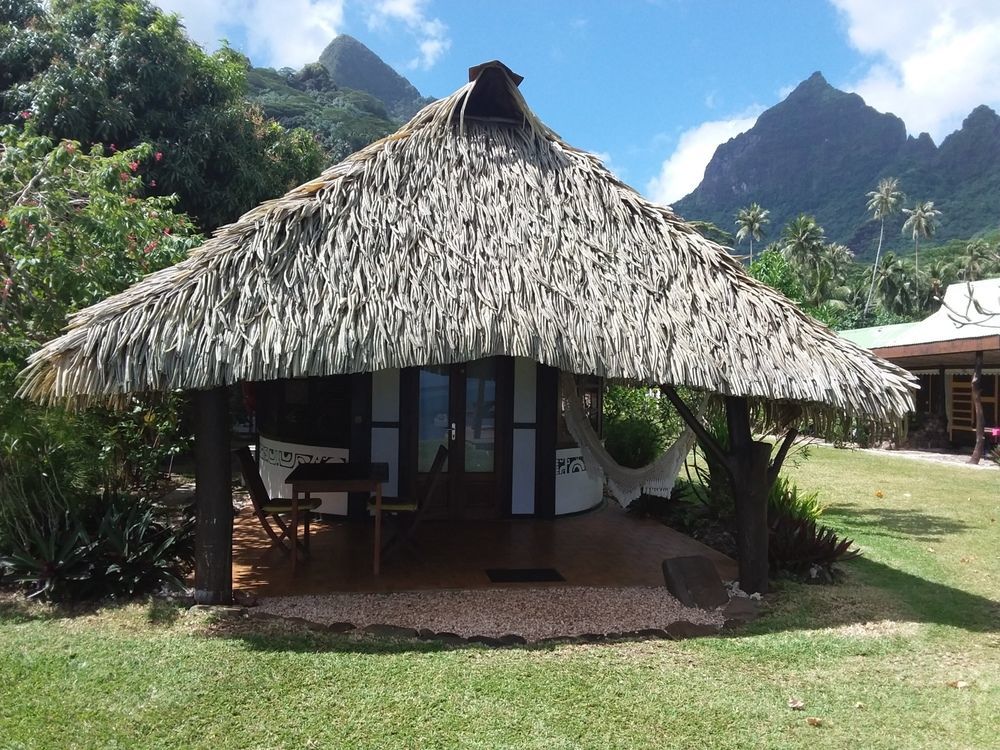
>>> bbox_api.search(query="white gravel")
[256,586,723,641]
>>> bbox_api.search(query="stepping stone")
[661,555,730,609]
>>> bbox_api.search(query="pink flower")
[110,144,117,152]
[990,427,1000,438]
[119,172,129,181]
[154,151,163,162]
[64,142,77,154]
[149,179,157,188]
[19,110,31,120]
[0,218,7,229]
[129,161,139,173]
[143,240,158,254]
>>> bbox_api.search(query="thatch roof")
[20,61,915,421]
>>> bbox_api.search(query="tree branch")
[767,426,799,488]
[662,385,732,474]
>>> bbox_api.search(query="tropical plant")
[768,516,860,577]
[901,200,941,292]
[749,246,804,302]
[957,239,998,282]
[864,177,903,315]
[2,0,324,230]
[93,498,194,599]
[735,202,770,264]
[781,214,826,283]
[871,252,918,317]
[767,476,824,523]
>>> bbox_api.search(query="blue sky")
[155,0,1000,205]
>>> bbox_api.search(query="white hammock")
[560,373,698,507]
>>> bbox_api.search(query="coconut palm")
[873,253,917,317]
[864,177,903,315]
[781,214,826,284]
[924,258,957,308]
[957,239,995,282]
[735,202,770,265]
[901,200,941,288]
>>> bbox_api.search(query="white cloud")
[831,0,1000,139]
[155,0,345,68]
[367,0,451,70]
[645,110,762,205]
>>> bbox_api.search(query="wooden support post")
[193,386,233,605]
[969,352,985,465]
[726,397,771,595]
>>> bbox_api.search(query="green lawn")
[1,447,997,749]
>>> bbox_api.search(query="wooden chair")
[235,446,321,556]
[368,444,448,554]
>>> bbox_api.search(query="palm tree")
[957,239,993,282]
[735,203,770,265]
[781,214,826,287]
[901,200,941,289]
[864,177,903,315]
[873,253,917,317]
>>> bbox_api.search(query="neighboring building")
[842,278,1000,447]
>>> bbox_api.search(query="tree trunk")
[864,218,885,315]
[969,351,985,464]
[725,397,771,595]
[194,387,233,605]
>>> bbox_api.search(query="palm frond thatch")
[18,62,915,421]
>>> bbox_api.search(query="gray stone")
[722,597,760,630]
[498,634,528,645]
[661,555,730,609]
[362,623,418,639]
[665,620,720,639]
[467,634,504,647]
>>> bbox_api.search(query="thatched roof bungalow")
[21,62,915,601]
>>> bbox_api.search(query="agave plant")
[768,515,860,576]
[0,522,96,601]
[95,500,194,599]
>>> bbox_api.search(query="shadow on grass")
[745,555,999,636]
[825,502,972,542]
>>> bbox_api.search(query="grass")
[1,446,997,749]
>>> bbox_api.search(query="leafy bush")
[0,483,194,601]
[604,417,665,469]
[93,498,194,599]
[768,476,824,523]
[768,515,860,579]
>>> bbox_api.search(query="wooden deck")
[233,501,736,596]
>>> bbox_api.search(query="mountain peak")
[319,35,429,120]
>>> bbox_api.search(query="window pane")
[465,359,496,472]
[418,366,450,473]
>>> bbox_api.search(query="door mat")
[486,567,565,583]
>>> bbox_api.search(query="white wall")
[554,447,603,515]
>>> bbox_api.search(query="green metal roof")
[839,322,917,350]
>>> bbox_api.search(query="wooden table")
[284,462,390,576]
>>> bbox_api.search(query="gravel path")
[257,586,723,641]
[857,447,997,470]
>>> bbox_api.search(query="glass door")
[411,358,507,519]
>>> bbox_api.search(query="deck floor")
[233,501,736,596]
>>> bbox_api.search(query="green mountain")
[673,73,1000,259]
[247,35,432,163]
[319,34,433,120]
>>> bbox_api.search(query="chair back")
[418,444,449,509]
[234,446,271,515]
